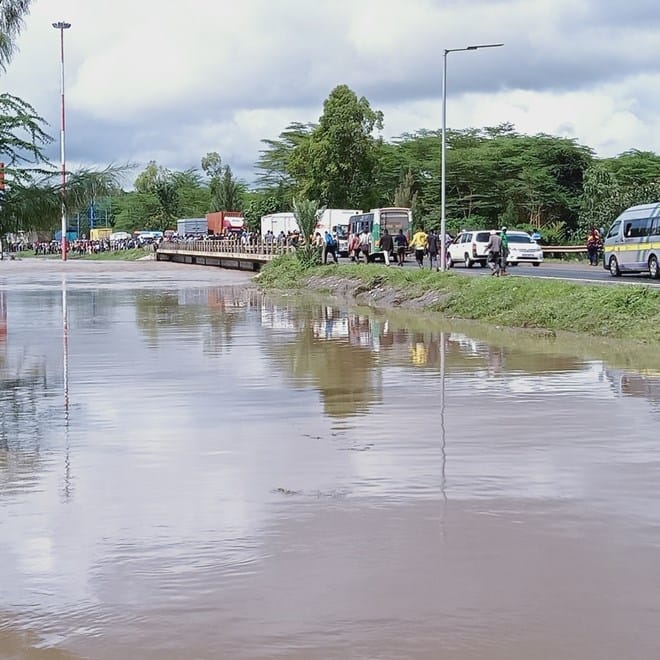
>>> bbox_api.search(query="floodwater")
[1,260,660,660]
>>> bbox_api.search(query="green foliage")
[289,85,383,209]
[255,253,308,288]
[0,0,31,72]
[293,197,323,266]
[242,193,282,233]
[0,93,51,169]
[202,151,244,211]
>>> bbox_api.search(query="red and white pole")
[53,21,71,261]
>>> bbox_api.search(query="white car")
[446,230,542,268]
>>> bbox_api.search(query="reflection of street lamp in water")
[61,276,72,500]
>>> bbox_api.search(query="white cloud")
[3,0,660,182]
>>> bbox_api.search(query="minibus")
[602,202,660,278]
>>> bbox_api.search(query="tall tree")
[0,0,32,71]
[255,122,314,204]
[289,85,383,209]
[201,151,243,211]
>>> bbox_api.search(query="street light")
[440,42,503,271]
[52,21,71,261]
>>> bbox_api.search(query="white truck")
[261,209,360,255]
[260,212,300,239]
[315,209,361,256]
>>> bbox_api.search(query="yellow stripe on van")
[608,241,660,253]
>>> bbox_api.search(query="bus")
[348,208,412,262]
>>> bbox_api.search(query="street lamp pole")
[52,21,71,261]
[440,43,503,271]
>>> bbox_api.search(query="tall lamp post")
[52,21,71,261]
[441,43,503,271]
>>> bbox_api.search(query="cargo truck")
[206,211,245,236]
[177,218,207,236]
[260,212,300,238]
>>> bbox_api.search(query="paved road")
[447,260,660,287]
[341,255,660,287]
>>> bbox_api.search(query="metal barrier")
[542,245,587,257]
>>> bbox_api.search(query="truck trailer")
[206,211,245,236]
[260,212,300,238]
[177,218,207,236]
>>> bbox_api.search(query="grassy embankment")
[257,254,660,345]
[11,248,152,261]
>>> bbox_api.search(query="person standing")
[358,227,372,263]
[586,227,601,266]
[323,230,338,264]
[379,228,393,266]
[409,226,428,268]
[394,229,408,266]
[427,229,439,271]
[499,226,509,275]
[486,230,502,276]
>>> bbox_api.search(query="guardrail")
[541,245,588,257]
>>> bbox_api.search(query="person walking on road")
[358,227,372,263]
[379,228,393,266]
[394,229,408,266]
[486,229,502,276]
[323,230,338,264]
[409,226,428,268]
[499,226,509,275]
[427,229,439,271]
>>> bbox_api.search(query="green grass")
[10,248,152,261]
[257,254,660,345]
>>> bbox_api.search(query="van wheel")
[464,254,474,268]
[609,256,621,277]
[649,255,660,279]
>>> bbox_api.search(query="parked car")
[446,230,490,268]
[446,230,543,268]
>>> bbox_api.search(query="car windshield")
[507,234,534,243]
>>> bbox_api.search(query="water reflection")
[1,266,660,660]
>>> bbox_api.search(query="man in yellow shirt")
[409,227,428,268]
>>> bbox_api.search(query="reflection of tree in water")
[265,304,381,418]
[133,286,253,354]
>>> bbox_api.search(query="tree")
[293,197,322,266]
[201,151,244,211]
[289,85,383,209]
[255,122,314,205]
[0,0,32,72]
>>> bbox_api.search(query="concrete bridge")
[155,239,293,271]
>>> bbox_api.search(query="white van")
[602,203,660,278]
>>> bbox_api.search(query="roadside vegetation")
[257,254,660,345]
[12,248,152,261]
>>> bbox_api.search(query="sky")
[3,0,660,187]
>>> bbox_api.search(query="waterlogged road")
[1,260,660,659]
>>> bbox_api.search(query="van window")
[475,232,490,242]
[625,217,652,239]
[651,217,660,237]
[606,221,621,239]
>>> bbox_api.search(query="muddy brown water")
[1,260,659,659]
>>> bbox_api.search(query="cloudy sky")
[3,0,660,185]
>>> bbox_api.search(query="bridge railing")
[157,239,296,257]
